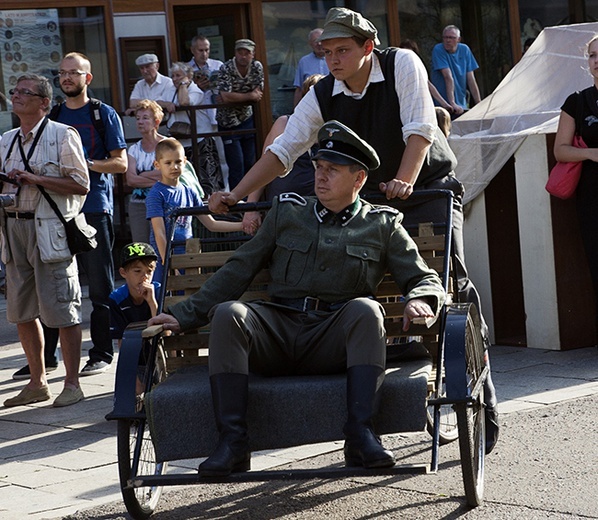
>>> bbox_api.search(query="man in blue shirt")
[52,52,127,376]
[431,25,481,117]
[292,28,329,106]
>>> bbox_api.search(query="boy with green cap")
[109,242,160,346]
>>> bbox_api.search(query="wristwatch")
[87,158,94,168]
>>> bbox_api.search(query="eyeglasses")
[57,70,87,77]
[9,88,45,98]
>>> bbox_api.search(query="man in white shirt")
[126,54,174,116]
[187,34,224,93]
[186,35,229,188]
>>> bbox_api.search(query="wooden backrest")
[160,223,451,374]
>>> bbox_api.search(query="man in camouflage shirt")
[216,39,264,191]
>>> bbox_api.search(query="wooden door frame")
[119,35,168,106]
[166,0,270,146]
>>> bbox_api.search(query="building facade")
[1,0,597,139]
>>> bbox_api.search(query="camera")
[0,194,16,208]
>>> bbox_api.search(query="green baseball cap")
[120,242,157,268]
[312,120,380,172]
[318,8,380,45]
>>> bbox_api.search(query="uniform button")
[325,238,333,244]
[319,265,326,271]
[362,251,368,258]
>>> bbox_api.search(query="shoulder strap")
[48,102,62,122]
[48,98,106,147]
[37,184,69,225]
[14,117,67,224]
[88,98,106,144]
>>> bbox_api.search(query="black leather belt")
[5,211,35,219]
[272,296,350,312]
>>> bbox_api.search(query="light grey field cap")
[318,8,380,45]
[135,53,159,66]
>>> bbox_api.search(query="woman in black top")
[554,34,598,333]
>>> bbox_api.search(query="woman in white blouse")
[126,98,205,243]
[126,99,165,243]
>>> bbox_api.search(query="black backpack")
[48,97,106,145]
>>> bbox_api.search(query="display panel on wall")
[0,7,109,134]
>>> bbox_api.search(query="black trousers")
[207,298,387,377]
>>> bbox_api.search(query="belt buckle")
[14,211,22,220]
[302,296,320,312]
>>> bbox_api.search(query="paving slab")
[1,297,597,520]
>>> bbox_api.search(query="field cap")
[312,120,380,172]
[135,53,159,66]
[235,39,256,52]
[318,8,380,45]
[120,242,158,268]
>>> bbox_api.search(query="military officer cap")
[318,8,380,45]
[312,120,380,172]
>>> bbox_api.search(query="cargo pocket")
[53,261,81,304]
[36,218,70,263]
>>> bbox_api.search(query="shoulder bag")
[37,186,97,256]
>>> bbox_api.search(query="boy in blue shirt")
[109,242,160,346]
[146,139,242,284]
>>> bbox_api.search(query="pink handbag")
[545,134,587,199]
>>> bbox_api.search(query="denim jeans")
[77,213,115,364]
[219,116,257,191]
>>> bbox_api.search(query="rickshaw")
[107,189,487,519]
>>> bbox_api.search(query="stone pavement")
[0,291,597,519]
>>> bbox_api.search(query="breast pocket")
[272,235,312,287]
[343,244,381,292]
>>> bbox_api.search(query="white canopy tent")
[449,22,598,204]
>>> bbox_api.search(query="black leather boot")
[199,373,251,478]
[343,365,395,468]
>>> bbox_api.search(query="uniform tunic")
[169,195,445,330]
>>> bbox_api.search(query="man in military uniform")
[149,121,446,478]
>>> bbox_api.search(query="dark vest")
[314,48,457,194]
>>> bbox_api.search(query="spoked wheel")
[117,343,168,519]
[426,376,459,444]
[454,306,486,507]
